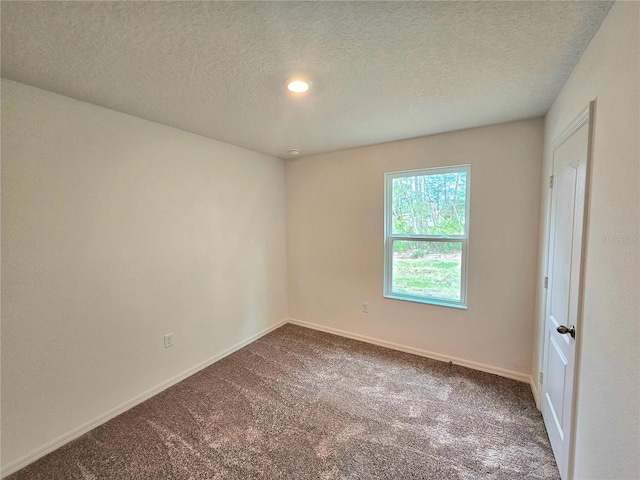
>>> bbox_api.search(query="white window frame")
[383,165,471,309]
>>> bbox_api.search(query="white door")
[542,108,591,480]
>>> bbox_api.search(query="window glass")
[384,165,470,308]
[391,240,462,302]
[391,171,467,236]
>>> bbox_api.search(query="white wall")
[532,2,640,478]
[1,80,288,469]
[287,118,543,377]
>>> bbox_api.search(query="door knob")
[557,325,576,339]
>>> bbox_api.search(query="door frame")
[541,100,595,480]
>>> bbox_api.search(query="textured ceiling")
[1,1,612,158]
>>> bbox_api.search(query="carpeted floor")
[8,324,559,479]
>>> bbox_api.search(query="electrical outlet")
[164,333,174,348]
[361,302,369,314]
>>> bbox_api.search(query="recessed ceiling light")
[288,148,301,155]
[285,78,310,93]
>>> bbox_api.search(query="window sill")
[383,294,468,310]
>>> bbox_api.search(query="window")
[384,165,470,308]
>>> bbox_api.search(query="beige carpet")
[9,324,559,479]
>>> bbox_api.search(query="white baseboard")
[287,318,533,385]
[0,319,288,478]
[529,376,541,410]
